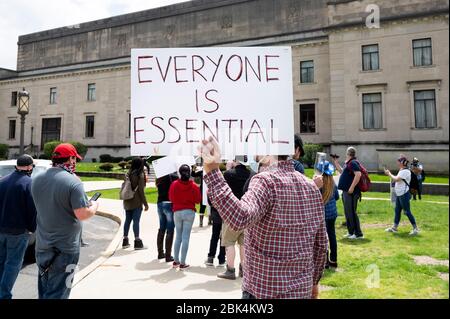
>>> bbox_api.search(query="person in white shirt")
[384,155,420,236]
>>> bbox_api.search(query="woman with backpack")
[122,157,149,249]
[384,155,420,236]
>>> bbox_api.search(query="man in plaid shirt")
[200,138,328,299]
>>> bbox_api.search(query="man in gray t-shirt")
[31,143,98,299]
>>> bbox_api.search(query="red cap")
[52,143,82,160]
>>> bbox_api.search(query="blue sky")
[0,0,191,70]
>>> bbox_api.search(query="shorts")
[221,223,244,247]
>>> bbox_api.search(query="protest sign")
[131,47,294,157]
[152,156,196,178]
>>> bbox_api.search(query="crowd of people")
[0,137,426,300]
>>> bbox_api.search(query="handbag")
[120,173,139,200]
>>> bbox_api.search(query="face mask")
[16,168,33,177]
[249,161,260,174]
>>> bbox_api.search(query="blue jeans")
[173,210,195,265]
[394,192,417,227]
[36,249,79,299]
[124,208,143,238]
[157,202,175,232]
[0,232,30,299]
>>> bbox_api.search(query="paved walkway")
[71,197,243,299]
[83,181,155,192]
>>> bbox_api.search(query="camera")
[330,154,340,159]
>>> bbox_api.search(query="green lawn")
[77,162,127,173]
[87,187,159,203]
[320,197,449,299]
[303,168,449,184]
[79,176,121,182]
[364,191,449,203]
[88,185,448,298]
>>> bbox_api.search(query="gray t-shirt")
[31,167,89,254]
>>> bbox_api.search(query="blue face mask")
[249,161,260,174]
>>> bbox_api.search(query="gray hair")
[346,147,356,158]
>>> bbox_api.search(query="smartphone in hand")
[89,192,102,202]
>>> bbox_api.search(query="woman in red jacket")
[169,164,201,269]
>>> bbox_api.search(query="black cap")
[17,154,34,167]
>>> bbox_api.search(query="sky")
[0,0,191,70]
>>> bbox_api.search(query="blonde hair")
[321,174,335,204]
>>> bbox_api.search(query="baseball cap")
[16,154,35,167]
[315,160,335,176]
[52,143,82,160]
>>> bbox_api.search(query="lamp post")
[17,88,30,155]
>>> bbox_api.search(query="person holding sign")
[169,165,202,269]
[200,137,327,299]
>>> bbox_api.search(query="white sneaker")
[409,228,420,236]
[343,233,352,238]
[385,227,398,233]
[347,234,357,240]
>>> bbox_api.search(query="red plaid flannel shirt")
[204,161,327,299]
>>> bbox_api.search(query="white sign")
[152,156,196,178]
[202,179,209,206]
[131,47,294,157]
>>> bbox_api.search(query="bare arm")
[74,201,98,221]
[333,159,343,174]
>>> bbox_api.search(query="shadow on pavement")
[183,278,242,293]
[135,260,174,271]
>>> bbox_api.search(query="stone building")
[0,0,448,172]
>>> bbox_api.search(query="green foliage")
[111,157,124,163]
[43,140,87,160]
[99,154,112,163]
[99,163,114,171]
[303,143,324,168]
[118,161,127,169]
[0,144,9,159]
[43,140,63,158]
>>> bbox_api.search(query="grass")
[303,168,449,184]
[79,176,121,182]
[320,197,449,299]
[364,191,449,203]
[77,162,127,173]
[87,187,159,203]
[88,185,448,298]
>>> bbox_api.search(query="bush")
[118,161,127,169]
[99,154,112,163]
[43,140,88,160]
[43,141,63,158]
[38,154,50,160]
[0,144,9,159]
[99,163,114,171]
[303,143,324,168]
[91,158,97,163]
[124,156,134,161]
[111,157,124,163]
[67,141,88,158]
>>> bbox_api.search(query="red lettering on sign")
[133,116,146,144]
[265,55,280,82]
[168,117,181,143]
[138,56,153,83]
[150,117,165,144]
[174,56,188,83]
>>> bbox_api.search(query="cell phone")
[89,192,101,202]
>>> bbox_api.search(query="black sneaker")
[134,239,144,250]
[204,257,214,266]
[122,237,130,249]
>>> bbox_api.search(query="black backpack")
[421,169,426,182]
[403,170,419,195]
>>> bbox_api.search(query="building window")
[300,61,314,83]
[362,44,379,71]
[8,120,16,139]
[85,115,95,138]
[414,90,437,128]
[49,87,57,104]
[413,38,432,67]
[87,83,96,101]
[300,104,316,133]
[11,91,17,106]
[362,93,383,129]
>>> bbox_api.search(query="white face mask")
[249,161,260,174]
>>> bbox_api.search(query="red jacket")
[169,179,201,213]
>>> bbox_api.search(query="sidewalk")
[70,198,243,299]
[83,181,155,192]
